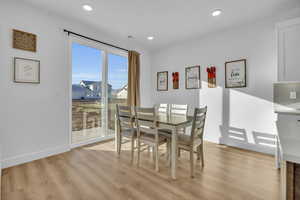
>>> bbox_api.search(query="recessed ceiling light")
[212,9,222,17]
[147,36,154,40]
[83,4,93,11]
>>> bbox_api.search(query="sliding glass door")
[107,53,128,135]
[71,38,128,145]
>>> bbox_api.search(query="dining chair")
[177,106,207,178]
[156,103,169,114]
[170,104,188,116]
[116,105,136,164]
[159,104,189,137]
[135,107,168,172]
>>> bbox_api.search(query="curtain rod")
[64,29,129,52]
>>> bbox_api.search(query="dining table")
[115,113,193,179]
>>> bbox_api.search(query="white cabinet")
[277,18,300,81]
[277,114,300,139]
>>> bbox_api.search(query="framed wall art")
[207,66,216,88]
[225,59,246,88]
[14,57,40,84]
[185,65,201,89]
[172,72,179,89]
[157,71,168,91]
[13,29,37,52]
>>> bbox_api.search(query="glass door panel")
[107,53,128,135]
[71,42,104,144]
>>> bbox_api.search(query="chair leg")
[155,144,159,172]
[152,146,155,163]
[118,136,122,157]
[137,139,141,167]
[190,148,194,178]
[130,138,135,165]
[200,143,204,167]
[167,140,171,167]
[166,141,170,161]
[197,146,201,160]
[177,148,181,158]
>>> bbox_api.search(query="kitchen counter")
[274,104,300,115]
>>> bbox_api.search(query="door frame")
[68,35,128,148]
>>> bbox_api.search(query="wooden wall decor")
[207,66,216,88]
[172,72,179,89]
[13,29,37,52]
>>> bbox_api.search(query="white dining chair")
[135,107,169,172]
[156,103,169,115]
[170,104,188,116]
[177,106,207,178]
[116,105,136,164]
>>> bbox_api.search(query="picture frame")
[225,59,246,88]
[14,57,40,84]
[157,71,168,91]
[13,29,37,52]
[185,65,201,89]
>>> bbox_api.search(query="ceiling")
[22,0,300,50]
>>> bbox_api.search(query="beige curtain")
[127,51,140,106]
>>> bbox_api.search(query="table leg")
[171,126,178,179]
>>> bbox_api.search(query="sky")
[72,43,128,89]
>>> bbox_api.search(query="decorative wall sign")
[172,72,179,89]
[157,71,168,91]
[206,66,216,88]
[14,57,40,84]
[13,29,37,52]
[225,59,246,88]
[185,65,201,89]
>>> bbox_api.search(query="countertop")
[274,104,300,115]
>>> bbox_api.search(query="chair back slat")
[170,104,188,116]
[191,106,207,142]
[116,105,134,131]
[156,103,169,114]
[135,107,157,136]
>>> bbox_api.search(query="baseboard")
[70,135,114,149]
[1,145,71,169]
[223,140,275,155]
[204,138,275,155]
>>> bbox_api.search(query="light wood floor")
[1,141,280,200]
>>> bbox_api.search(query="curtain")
[127,51,140,107]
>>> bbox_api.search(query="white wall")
[151,11,300,155]
[0,0,152,168]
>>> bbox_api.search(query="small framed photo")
[13,29,37,52]
[185,65,201,89]
[157,71,168,91]
[225,59,246,88]
[14,57,40,84]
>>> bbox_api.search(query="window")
[71,38,128,145]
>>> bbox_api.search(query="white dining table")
[115,113,193,179]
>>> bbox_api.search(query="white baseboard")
[222,140,275,155]
[70,135,114,149]
[204,138,275,155]
[1,145,71,169]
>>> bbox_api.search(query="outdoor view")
[72,42,128,144]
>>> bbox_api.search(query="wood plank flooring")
[1,141,280,200]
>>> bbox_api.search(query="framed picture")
[13,29,37,52]
[185,65,201,89]
[225,59,246,88]
[14,57,40,84]
[157,71,168,91]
